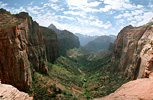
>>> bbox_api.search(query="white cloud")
[114,14,123,19]
[101,0,142,12]
[131,10,143,16]
[49,0,59,3]
[10,7,26,14]
[66,0,102,13]
[42,2,61,11]
[52,22,106,36]
[76,18,112,29]
[49,4,60,10]
[35,12,58,26]
[88,1,101,7]
[29,2,33,6]
[63,11,86,18]
[115,9,144,20]
[66,0,87,7]
[59,15,75,20]
[136,12,153,26]
[99,5,112,12]
[27,6,41,14]
[0,1,8,7]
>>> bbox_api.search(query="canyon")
[0,8,153,100]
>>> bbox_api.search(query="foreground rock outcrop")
[94,78,153,100]
[113,18,153,79]
[0,82,33,100]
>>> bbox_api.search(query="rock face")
[113,20,153,79]
[0,9,48,91]
[84,35,116,53]
[0,82,33,100]
[57,30,80,55]
[48,24,80,56]
[40,26,60,62]
[94,78,153,100]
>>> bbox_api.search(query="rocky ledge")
[0,81,33,100]
[94,78,153,100]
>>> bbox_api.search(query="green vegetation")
[25,47,129,100]
[0,8,129,99]
[0,9,25,28]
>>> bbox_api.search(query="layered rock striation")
[94,78,153,100]
[0,9,59,91]
[0,82,33,100]
[40,26,60,62]
[113,19,153,79]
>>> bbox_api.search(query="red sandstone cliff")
[113,19,153,79]
[0,9,58,91]
[40,26,60,62]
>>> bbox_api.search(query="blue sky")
[0,0,153,36]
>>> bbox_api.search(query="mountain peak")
[48,24,57,30]
[0,8,11,14]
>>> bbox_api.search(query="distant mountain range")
[75,33,98,46]
[83,35,116,53]
[48,24,116,53]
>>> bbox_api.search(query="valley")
[0,7,153,100]
[27,47,129,100]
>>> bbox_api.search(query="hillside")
[75,33,98,46]
[83,35,116,53]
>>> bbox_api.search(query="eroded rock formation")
[113,19,153,79]
[40,26,60,62]
[94,78,153,100]
[144,39,153,78]
[0,82,33,100]
[0,9,52,91]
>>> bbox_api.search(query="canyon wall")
[40,26,60,62]
[114,19,153,79]
[0,9,59,91]
[48,24,80,56]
